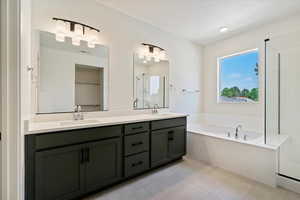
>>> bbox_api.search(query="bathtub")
[188,123,269,148]
[187,122,281,186]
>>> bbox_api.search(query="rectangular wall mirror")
[34,31,109,114]
[133,54,169,109]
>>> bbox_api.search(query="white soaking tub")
[187,122,286,187]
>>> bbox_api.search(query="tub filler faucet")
[235,124,242,139]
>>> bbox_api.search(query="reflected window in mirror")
[133,53,169,110]
[34,30,109,114]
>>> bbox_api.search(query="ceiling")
[95,0,300,45]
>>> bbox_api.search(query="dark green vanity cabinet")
[35,144,86,200]
[25,117,186,200]
[84,138,122,193]
[151,118,186,168]
[26,126,122,200]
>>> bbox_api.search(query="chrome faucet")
[235,124,242,139]
[152,104,159,114]
[73,105,84,120]
[133,98,138,108]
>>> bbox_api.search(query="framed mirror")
[34,31,109,114]
[133,53,170,109]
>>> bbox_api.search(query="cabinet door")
[168,126,186,159]
[35,144,85,200]
[85,138,122,193]
[151,130,169,168]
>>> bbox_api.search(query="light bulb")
[55,20,67,42]
[154,57,160,63]
[146,55,152,61]
[87,28,98,48]
[72,24,83,46]
[138,52,144,59]
[138,45,146,59]
[142,45,148,55]
[159,50,166,60]
[153,47,160,56]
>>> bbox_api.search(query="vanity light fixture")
[138,43,166,63]
[53,18,100,48]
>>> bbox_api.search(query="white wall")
[31,0,203,118]
[201,14,300,129]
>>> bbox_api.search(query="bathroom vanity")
[26,26,179,200]
[25,114,187,200]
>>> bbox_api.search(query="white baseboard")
[277,174,300,194]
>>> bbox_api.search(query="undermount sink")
[60,119,100,126]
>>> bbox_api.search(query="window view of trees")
[221,87,258,101]
[219,51,259,103]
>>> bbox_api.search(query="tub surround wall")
[187,132,278,186]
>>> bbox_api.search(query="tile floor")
[83,158,300,200]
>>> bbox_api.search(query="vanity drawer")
[35,125,122,150]
[151,117,186,130]
[124,132,149,156]
[124,122,149,135]
[124,152,149,178]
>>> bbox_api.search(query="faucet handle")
[77,105,82,112]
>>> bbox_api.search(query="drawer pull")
[132,161,143,167]
[131,142,143,146]
[132,126,143,130]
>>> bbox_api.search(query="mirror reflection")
[133,54,169,109]
[35,31,109,114]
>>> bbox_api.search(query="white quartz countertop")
[26,113,187,135]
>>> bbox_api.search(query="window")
[218,49,259,103]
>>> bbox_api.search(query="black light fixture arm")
[142,43,165,52]
[53,17,100,33]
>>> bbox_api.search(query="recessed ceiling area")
[95,0,300,44]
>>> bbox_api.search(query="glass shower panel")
[266,31,300,180]
[265,40,280,145]
[135,74,166,109]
